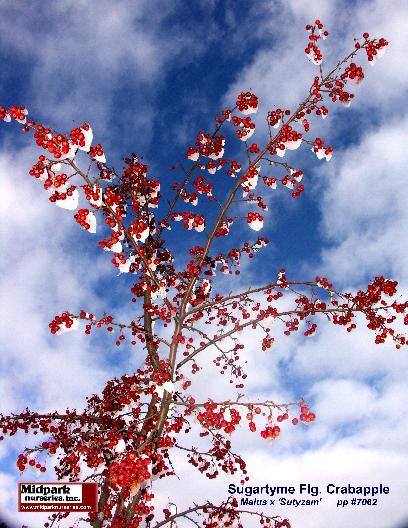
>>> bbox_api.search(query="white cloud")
[0,2,208,153]
[316,114,408,284]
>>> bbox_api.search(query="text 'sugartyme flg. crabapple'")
[0,20,401,528]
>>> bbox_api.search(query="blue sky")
[0,1,408,527]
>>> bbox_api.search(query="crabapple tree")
[0,20,404,528]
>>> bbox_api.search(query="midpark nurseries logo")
[18,482,98,512]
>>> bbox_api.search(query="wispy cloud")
[316,114,408,284]
[0,1,210,155]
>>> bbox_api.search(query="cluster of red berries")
[314,137,333,156]
[248,194,268,211]
[230,160,242,173]
[279,124,303,145]
[70,123,90,148]
[185,145,200,161]
[204,160,217,174]
[151,359,171,385]
[263,176,277,190]
[260,425,281,439]
[249,142,260,153]
[226,166,240,179]
[299,404,316,423]
[196,402,242,435]
[188,132,225,160]
[193,175,213,196]
[89,143,104,159]
[262,336,275,351]
[29,157,48,179]
[43,172,67,191]
[0,104,27,123]
[104,187,124,214]
[241,165,260,193]
[305,19,327,34]
[207,134,225,158]
[215,219,233,237]
[17,454,46,473]
[112,253,131,269]
[172,212,206,232]
[74,208,92,230]
[364,35,388,61]
[49,312,76,334]
[243,403,316,438]
[282,175,305,198]
[277,268,288,288]
[305,40,322,63]
[268,108,287,127]
[283,318,300,336]
[315,276,333,289]
[83,184,103,207]
[310,76,324,104]
[61,452,81,474]
[328,80,355,106]
[221,109,232,121]
[313,106,327,121]
[247,211,264,230]
[342,62,365,85]
[180,189,199,206]
[109,453,151,490]
[48,185,77,203]
[98,232,121,251]
[236,91,259,113]
[35,126,72,158]
[232,115,256,140]
[304,323,317,336]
